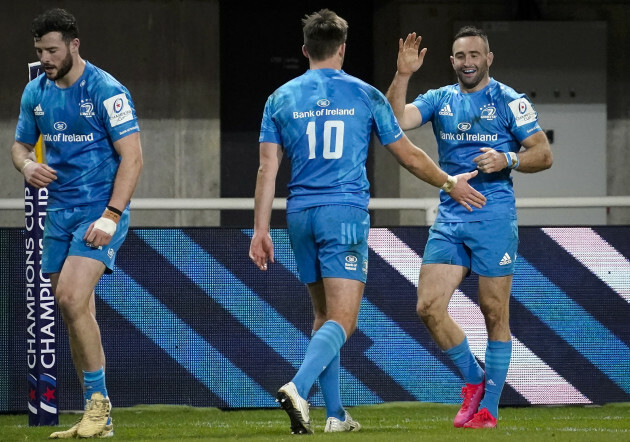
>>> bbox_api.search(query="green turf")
[1,402,629,441]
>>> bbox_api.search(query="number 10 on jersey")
[306,120,344,159]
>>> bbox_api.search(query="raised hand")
[397,32,428,76]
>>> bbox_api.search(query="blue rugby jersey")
[16,61,140,210]
[259,69,403,213]
[412,78,542,222]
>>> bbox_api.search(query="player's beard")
[46,51,73,81]
[456,63,489,91]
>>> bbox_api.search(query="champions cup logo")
[519,101,527,114]
[24,184,57,425]
[104,93,134,127]
[113,98,124,113]
[508,98,537,127]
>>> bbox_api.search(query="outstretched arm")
[249,142,283,271]
[385,135,486,211]
[385,32,426,130]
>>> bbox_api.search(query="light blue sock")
[479,340,512,418]
[83,367,108,402]
[319,352,345,419]
[444,337,484,385]
[292,320,346,399]
[311,330,345,420]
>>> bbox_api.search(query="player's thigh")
[418,263,467,312]
[465,219,518,277]
[477,274,513,315]
[287,209,319,283]
[55,255,106,313]
[322,277,365,336]
[313,205,370,283]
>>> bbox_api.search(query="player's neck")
[309,59,342,71]
[459,75,491,94]
[55,57,86,89]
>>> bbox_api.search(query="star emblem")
[43,387,56,402]
[29,388,36,401]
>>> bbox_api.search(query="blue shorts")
[287,205,370,284]
[42,205,130,275]
[423,219,518,277]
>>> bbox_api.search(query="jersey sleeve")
[14,82,40,146]
[368,88,404,146]
[502,91,542,142]
[411,88,440,126]
[258,96,283,145]
[94,81,140,142]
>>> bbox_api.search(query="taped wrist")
[504,151,519,169]
[21,159,34,174]
[94,207,120,236]
[440,175,458,193]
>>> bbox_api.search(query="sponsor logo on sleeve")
[103,93,134,127]
[508,98,537,127]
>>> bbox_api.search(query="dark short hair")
[302,9,348,61]
[453,25,489,51]
[31,8,79,42]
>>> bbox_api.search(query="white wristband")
[505,151,519,169]
[93,217,117,236]
[440,175,458,193]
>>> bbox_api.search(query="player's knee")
[55,288,87,321]
[416,298,437,321]
[481,307,507,329]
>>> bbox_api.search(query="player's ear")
[487,51,494,67]
[302,45,309,59]
[338,43,346,58]
[69,38,80,54]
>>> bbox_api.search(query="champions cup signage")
[26,61,58,426]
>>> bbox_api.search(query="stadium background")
[1,0,630,414]
[1,226,629,411]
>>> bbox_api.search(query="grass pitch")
[1,402,628,441]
